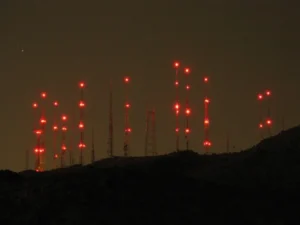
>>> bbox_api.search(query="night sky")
[0,1,299,171]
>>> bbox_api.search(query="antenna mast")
[123,76,131,156]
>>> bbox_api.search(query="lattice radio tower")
[60,114,67,168]
[203,77,212,151]
[123,76,131,156]
[78,82,86,164]
[173,61,180,151]
[184,67,191,150]
[52,101,59,168]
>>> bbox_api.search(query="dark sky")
[0,1,299,171]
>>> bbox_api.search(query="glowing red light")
[79,82,85,88]
[185,128,190,133]
[175,128,179,132]
[79,101,85,108]
[40,118,47,124]
[62,126,67,131]
[173,61,180,68]
[78,143,86,148]
[186,85,190,90]
[175,81,179,86]
[259,123,263,128]
[176,110,179,115]
[125,103,130,108]
[266,119,272,125]
[34,148,39,153]
[184,68,190,74]
[257,94,263,100]
[204,77,209,83]
[34,129,42,135]
[54,154,58,159]
[61,145,67,151]
[124,77,130,83]
[185,108,191,115]
[41,92,47,98]
[61,115,67,121]
[53,125,58,131]
[39,148,45,153]
[78,122,84,129]
[204,118,210,125]
[203,141,212,147]
[32,102,38,108]
[204,98,210,104]
[125,128,132,133]
[265,90,271,96]
[53,101,59,107]
[174,103,180,110]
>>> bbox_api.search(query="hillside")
[2,126,300,224]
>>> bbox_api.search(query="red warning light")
[61,115,67,121]
[175,81,179,86]
[61,145,67,151]
[78,122,84,129]
[124,76,130,83]
[185,108,191,115]
[34,129,42,135]
[41,92,47,98]
[175,110,179,115]
[175,128,179,132]
[78,143,86,148]
[34,148,39,153]
[266,119,272,125]
[204,77,209,83]
[257,94,263,100]
[40,118,47,124]
[39,148,45,153]
[265,90,271,96]
[53,125,58,131]
[184,68,190,74]
[79,101,85,108]
[125,103,130,108]
[62,126,67,131]
[125,128,132,133]
[186,85,190,90]
[203,140,212,147]
[173,61,180,69]
[259,123,263,128]
[32,102,38,108]
[185,128,190,133]
[204,98,210,104]
[174,103,180,110]
[53,101,59,107]
[204,118,210,125]
[79,82,85,88]
[54,154,58,159]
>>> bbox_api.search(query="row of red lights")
[257,89,272,129]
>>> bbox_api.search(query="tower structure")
[265,90,272,136]
[78,82,86,165]
[52,101,59,168]
[173,61,180,151]
[257,93,264,140]
[107,81,114,157]
[32,101,39,171]
[60,114,67,168]
[144,109,157,156]
[37,92,47,171]
[184,67,191,150]
[123,76,131,156]
[203,77,212,151]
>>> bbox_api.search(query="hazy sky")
[0,0,299,171]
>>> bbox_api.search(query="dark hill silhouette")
[2,126,300,224]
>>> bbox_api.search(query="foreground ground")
[1,126,300,224]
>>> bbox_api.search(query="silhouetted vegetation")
[2,126,300,224]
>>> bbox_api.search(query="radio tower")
[60,114,68,168]
[52,101,59,168]
[173,61,180,151]
[265,90,272,136]
[123,76,131,156]
[203,77,212,152]
[37,92,47,171]
[91,127,95,163]
[78,82,86,165]
[31,102,39,171]
[107,81,114,157]
[144,109,157,156]
[184,67,191,150]
[257,93,264,140]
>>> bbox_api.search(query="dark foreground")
[2,126,300,225]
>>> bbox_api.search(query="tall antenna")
[173,61,180,151]
[60,114,68,168]
[257,93,264,140]
[123,76,131,156]
[203,77,212,151]
[32,101,39,171]
[265,90,272,136]
[36,92,47,172]
[52,101,59,169]
[107,81,114,157]
[91,127,95,163]
[145,109,157,156]
[78,81,86,165]
[184,67,191,150]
